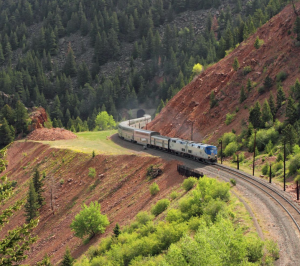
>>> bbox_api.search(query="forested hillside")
[0,0,289,145]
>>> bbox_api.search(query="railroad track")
[204,162,300,233]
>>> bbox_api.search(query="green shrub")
[265,239,280,260]
[170,191,178,200]
[254,37,264,49]
[262,163,269,175]
[289,154,300,175]
[151,199,170,216]
[166,209,183,223]
[149,182,160,196]
[60,179,64,185]
[225,112,236,125]
[88,168,96,178]
[182,177,197,191]
[204,200,226,222]
[230,179,236,186]
[277,152,283,162]
[246,237,264,262]
[135,211,154,225]
[224,142,238,157]
[243,66,252,75]
[258,86,266,94]
[276,71,288,82]
[222,132,236,148]
[239,152,245,162]
[248,128,279,152]
[92,150,96,158]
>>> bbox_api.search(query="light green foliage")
[254,36,264,49]
[224,142,238,157]
[265,140,273,153]
[239,152,245,162]
[149,182,160,196]
[243,66,252,75]
[288,154,300,175]
[293,145,300,154]
[151,199,170,216]
[78,177,276,265]
[95,111,116,131]
[230,179,236,186]
[182,177,197,191]
[88,168,96,178]
[70,201,109,239]
[225,112,236,125]
[233,57,240,71]
[248,128,279,152]
[222,132,237,149]
[192,63,203,75]
[170,191,178,200]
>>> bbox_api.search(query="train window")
[188,150,192,153]
[172,140,176,143]
[181,148,185,152]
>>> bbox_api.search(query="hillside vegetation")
[0,0,290,145]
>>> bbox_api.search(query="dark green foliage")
[283,124,297,153]
[0,119,14,146]
[268,93,276,119]
[276,84,286,110]
[36,254,53,266]
[286,96,298,125]
[210,91,218,108]
[240,86,247,103]
[33,168,44,206]
[63,45,77,77]
[295,16,300,42]
[276,71,288,82]
[24,179,39,223]
[113,223,121,238]
[61,248,74,266]
[261,99,273,126]
[249,101,262,128]
[233,57,240,71]
[264,76,273,89]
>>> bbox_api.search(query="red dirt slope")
[27,128,77,141]
[148,3,300,144]
[0,142,184,265]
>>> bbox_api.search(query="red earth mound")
[148,3,300,144]
[27,128,77,141]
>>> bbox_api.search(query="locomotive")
[118,115,217,163]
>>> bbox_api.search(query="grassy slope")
[34,130,138,155]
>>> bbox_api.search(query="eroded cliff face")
[148,3,300,144]
[0,141,184,264]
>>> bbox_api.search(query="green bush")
[276,71,288,82]
[246,237,264,262]
[243,66,252,75]
[151,199,170,216]
[182,177,197,191]
[204,200,226,222]
[289,154,300,175]
[265,239,280,260]
[238,152,245,162]
[170,191,178,200]
[230,179,236,186]
[248,128,279,152]
[222,132,237,148]
[225,112,236,125]
[277,152,283,162]
[88,168,96,178]
[135,211,154,225]
[262,163,269,175]
[224,142,238,157]
[149,182,160,196]
[166,209,183,223]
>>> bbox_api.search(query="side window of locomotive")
[181,148,185,152]
[188,150,192,153]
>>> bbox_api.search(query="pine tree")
[294,78,300,99]
[254,36,260,49]
[49,30,58,55]
[283,124,298,153]
[33,168,44,206]
[0,118,14,146]
[249,101,262,128]
[24,179,40,223]
[233,57,239,71]
[261,99,273,126]
[295,16,300,42]
[63,44,77,77]
[268,93,276,119]
[286,96,298,125]
[61,248,74,266]
[240,86,247,103]
[113,223,121,238]
[0,43,5,65]
[276,84,286,110]
[246,78,252,92]
[264,76,273,90]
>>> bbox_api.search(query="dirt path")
[111,134,300,265]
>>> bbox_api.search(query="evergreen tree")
[283,124,297,153]
[61,248,74,266]
[276,85,286,110]
[24,179,39,223]
[240,86,247,103]
[286,96,298,125]
[0,118,14,146]
[63,44,77,77]
[295,16,300,42]
[249,101,262,128]
[261,99,273,126]
[294,78,300,99]
[113,223,121,238]
[15,101,28,133]
[268,93,276,119]
[264,76,273,90]
[246,78,252,92]
[33,168,44,206]
[0,44,5,65]
[233,57,239,71]
[49,30,58,55]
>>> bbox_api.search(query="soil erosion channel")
[112,134,300,266]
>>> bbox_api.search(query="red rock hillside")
[148,3,300,144]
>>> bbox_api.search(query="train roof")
[134,129,159,134]
[152,135,170,140]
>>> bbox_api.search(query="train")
[118,114,218,163]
